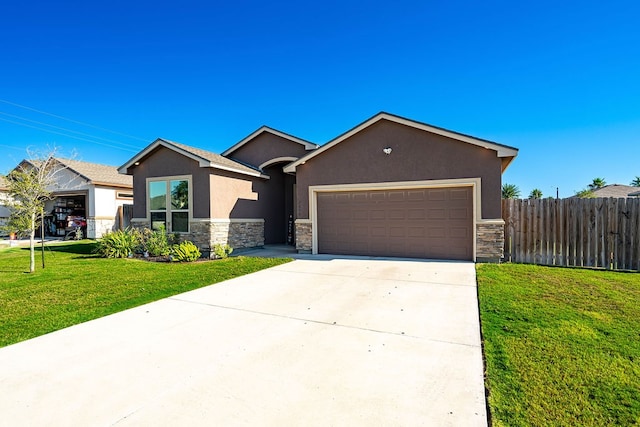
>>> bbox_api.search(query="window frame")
[146,175,192,233]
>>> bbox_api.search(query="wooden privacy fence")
[502,198,640,271]
[116,204,133,230]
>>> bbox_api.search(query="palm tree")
[588,177,606,191]
[529,188,543,199]
[631,176,640,187]
[502,183,521,199]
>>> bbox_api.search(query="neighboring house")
[15,158,133,238]
[119,112,518,261]
[0,176,10,234]
[588,184,640,198]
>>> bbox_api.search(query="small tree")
[575,189,595,198]
[588,177,606,191]
[631,176,640,187]
[4,150,61,273]
[529,188,543,199]
[502,183,521,199]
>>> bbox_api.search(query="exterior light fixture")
[383,147,392,155]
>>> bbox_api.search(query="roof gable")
[222,126,318,157]
[56,158,132,187]
[283,112,518,173]
[118,138,268,178]
[16,158,132,188]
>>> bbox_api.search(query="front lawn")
[0,241,291,348]
[477,264,640,426]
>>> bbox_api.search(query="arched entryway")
[262,163,295,244]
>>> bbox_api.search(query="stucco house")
[11,158,133,238]
[119,112,518,261]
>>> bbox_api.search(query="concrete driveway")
[0,256,487,426]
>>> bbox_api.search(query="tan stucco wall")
[209,173,258,218]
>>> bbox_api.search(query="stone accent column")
[295,220,312,253]
[476,220,505,263]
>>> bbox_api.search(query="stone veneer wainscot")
[131,218,264,256]
[476,220,504,263]
[295,220,312,253]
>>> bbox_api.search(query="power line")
[0,116,139,153]
[0,143,24,151]
[0,111,140,151]
[0,98,149,142]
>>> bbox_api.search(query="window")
[148,177,191,233]
[116,192,134,200]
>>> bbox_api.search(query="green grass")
[0,241,291,348]
[477,263,640,426]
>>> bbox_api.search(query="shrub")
[96,228,140,258]
[140,225,172,256]
[170,241,201,262]
[213,244,233,259]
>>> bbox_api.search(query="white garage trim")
[308,177,481,259]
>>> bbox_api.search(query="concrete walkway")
[0,256,487,426]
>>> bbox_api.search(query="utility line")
[0,116,139,153]
[0,111,140,151]
[0,98,149,142]
[0,143,24,151]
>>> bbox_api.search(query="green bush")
[140,225,172,256]
[95,228,140,258]
[170,241,201,262]
[213,244,233,259]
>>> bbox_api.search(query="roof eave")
[91,181,134,189]
[283,112,519,173]
[118,139,216,174]
[118,138,167,175]
[208,163,270,179]
[222,126,318,157]
[119,139,266,179]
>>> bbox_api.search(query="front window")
[148,177,190,233]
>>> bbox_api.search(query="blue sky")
[1,0,639,197]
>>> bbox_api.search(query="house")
[588,184,640,198]
[13,158,133,238]
[119,112,518,261]
[0,176,10,234]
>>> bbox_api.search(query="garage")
[285,112,518,262]
[316,186,473,260]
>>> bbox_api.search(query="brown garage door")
[317,187,473,260]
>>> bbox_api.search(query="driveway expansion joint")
[168,297,480,348]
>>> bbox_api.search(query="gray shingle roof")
[590,184,640,198]
[56,158,133,187]
[165,140,263,176]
